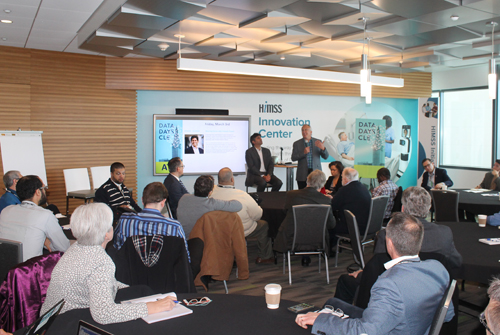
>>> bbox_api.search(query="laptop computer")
[77,321,113,335]
[23,299,64,335]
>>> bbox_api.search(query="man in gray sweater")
[177,175,242,237]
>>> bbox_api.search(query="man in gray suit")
[296,212,454,335]
[334,185,462,305]
[292,125,329,189]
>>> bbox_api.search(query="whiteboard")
[0,131,48,186]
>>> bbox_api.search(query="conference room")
[0,0,499,334]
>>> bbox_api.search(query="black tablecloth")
[456,189,500,216]
[43,294,309,335]
[441,221,500,284]
[252,191,287,239]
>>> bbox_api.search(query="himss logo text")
[259,101,282,113]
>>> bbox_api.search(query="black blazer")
[185,146,204,154]
[163,174,188,219]
[324,175,343,195]
[331,180,371,233]
[421,167,453,191]
[245,146,274,186]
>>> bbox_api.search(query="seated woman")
[323,161,344,196]
[40,203,175,324]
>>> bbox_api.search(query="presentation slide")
[154,115,250,175]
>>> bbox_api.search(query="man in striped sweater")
[113,182,189,259]
[94,162,142,221]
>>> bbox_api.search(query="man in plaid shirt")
[372,168,398,219]
[114,182,189,260]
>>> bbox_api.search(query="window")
[440,88,493,169]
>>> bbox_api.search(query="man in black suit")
[421,158,453,191]
[245,133,282,192]
[185,135,204,154]
[273,170,335,254]
[163,157,188,219]
[331,167,371,235]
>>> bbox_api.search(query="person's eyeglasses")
[181,165,185,168]
[423,164,431,168]
[480,311,495,335]
[39,186,48,191]
[182,297,212,306]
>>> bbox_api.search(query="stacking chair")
[89,165,109,189]
[0,238,22,282]
[431,190,459,222]
[334,196,389,267]
[428,279,457,335]
[284,204,331,285]
[63,168,94,215]
[344,210,365,269]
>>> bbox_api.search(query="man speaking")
[292,125,329,189]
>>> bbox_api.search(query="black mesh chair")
[0,238,23,282]
[431,190,459,222]
[283,204,331,285]
[334,196,389,267]
[344,210,365,269]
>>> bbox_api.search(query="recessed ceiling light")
[4,9,11,14]
[280,56,285,60]
[1,37,6,41]
[450,15,459,21]
[1,19,12,24]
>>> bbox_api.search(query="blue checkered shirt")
[114,208,190,261]
[372,179,398,219]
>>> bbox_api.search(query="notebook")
[121,293,193,324]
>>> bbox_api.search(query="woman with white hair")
[40,203,175,324]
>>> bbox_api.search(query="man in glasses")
[296,212,453,335]
[0,170,22,214]
[0,175,70,261]
[421,158,453,191]
[482,278,500,335]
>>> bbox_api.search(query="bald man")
[211,167,274,264]
[291,125,329,189]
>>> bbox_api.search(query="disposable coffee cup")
[264,283,282,309]
[478,215,487,227]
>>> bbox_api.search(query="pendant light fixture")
[360,17,372,104]
[488,22,498,100]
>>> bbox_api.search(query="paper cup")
[264,283,282,309]
[478,215,487,227]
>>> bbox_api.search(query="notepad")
[121,293,193,324]
[479,238,500,245]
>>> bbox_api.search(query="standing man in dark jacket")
[292,125,329,189]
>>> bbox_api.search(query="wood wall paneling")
[0,47,138,214]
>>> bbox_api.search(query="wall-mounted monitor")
[153,114,250,176]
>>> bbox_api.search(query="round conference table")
[441,221,500,284]
[42,294,310,335]
[455,189,500,216]
[252,191,287,239]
